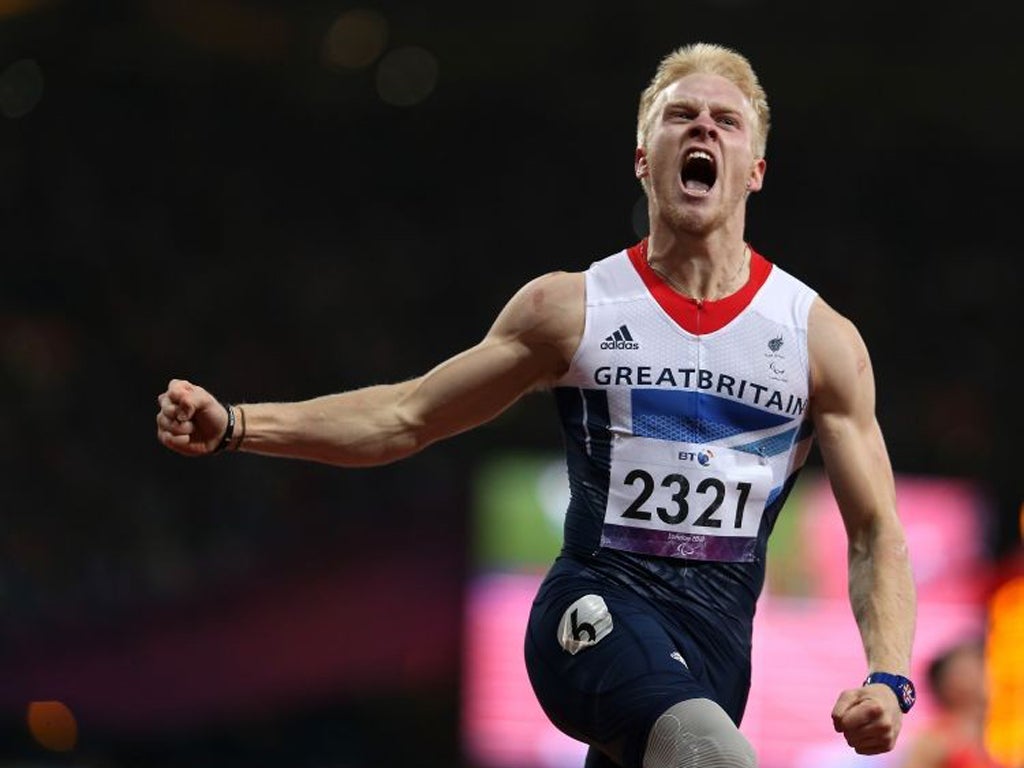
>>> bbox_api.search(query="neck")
[644,226,751,302]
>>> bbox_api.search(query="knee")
[642,699,757,768]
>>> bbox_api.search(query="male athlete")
[156,43,917,767]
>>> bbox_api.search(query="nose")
[687,110,717,140]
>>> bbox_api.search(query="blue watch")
[863,672,916,713]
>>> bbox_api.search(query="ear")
[634,146,649,181]
[746,157,767,192]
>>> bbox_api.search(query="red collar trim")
[626,238,773,335]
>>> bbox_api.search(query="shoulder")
[809,297,866,355]
[516,270,586,309]
[500,270,585,332]
[489,270,586,373]
[808,297,874,409]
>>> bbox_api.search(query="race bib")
[601,434,772,562]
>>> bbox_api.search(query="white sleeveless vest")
[555,242,817,563]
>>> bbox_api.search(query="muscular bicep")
[400,333,555,445]
[399,270,584,447]
[809,299,898,539]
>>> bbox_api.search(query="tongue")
[683,179,711,194]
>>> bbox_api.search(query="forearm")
[235,380,424,467]
[847,519,916,675]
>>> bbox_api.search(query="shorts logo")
[670,651,689,668]
[557,594,614,655]
[600,324,639,350]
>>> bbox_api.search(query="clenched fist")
[155,379,231,456]
[831,683,904,755]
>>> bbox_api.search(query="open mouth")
[680,149,716,195]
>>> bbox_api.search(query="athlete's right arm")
[155,271,584,466]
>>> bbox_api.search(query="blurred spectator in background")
[899,640,1004,768]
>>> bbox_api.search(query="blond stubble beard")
[648,181,746,238]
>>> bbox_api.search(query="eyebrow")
[663,98,744,116]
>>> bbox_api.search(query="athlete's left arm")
[808,297,917,756]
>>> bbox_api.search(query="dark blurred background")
[0,0,1020,765]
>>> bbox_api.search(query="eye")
[716,114,740,127]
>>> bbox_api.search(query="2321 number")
[621,469,752,529]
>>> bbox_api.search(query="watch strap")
[863,672,916,713]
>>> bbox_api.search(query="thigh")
[524,574,712,768]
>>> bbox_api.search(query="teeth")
[688,150,713,162]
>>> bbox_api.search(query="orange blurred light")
[986,576,1024,767]
[26,700,78,752]
[148,0,292,62]
[0,0,50,19]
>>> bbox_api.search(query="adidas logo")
[600,324,639,350]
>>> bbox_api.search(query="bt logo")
[678,449,714,466]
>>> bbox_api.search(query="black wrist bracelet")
[232,405,247,451]
[213,401,235,453]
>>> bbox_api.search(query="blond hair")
[636,43,770,158]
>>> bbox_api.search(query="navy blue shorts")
[524,557,749,768]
